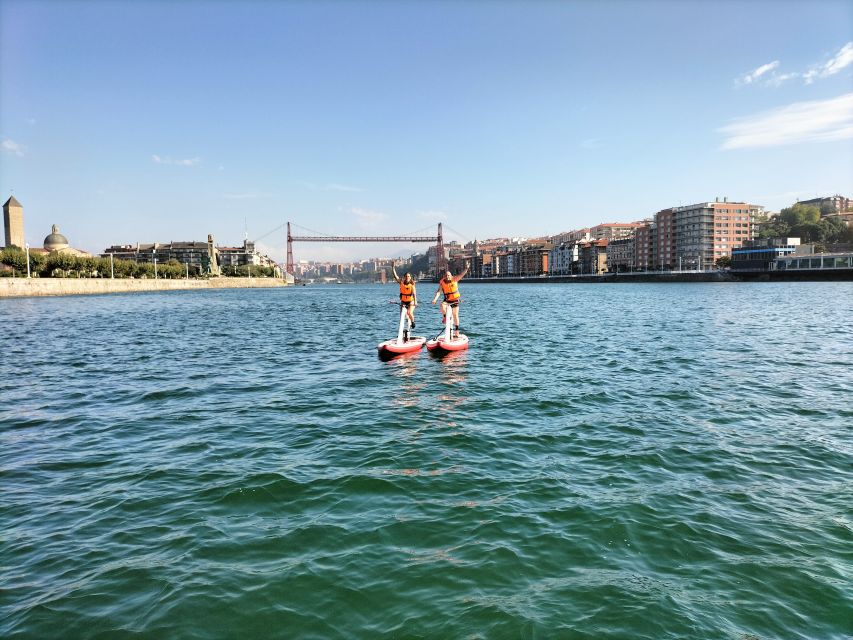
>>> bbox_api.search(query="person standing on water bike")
[432,265,469,338]
[391,265,417,331]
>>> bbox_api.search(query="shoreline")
[0,277,290,299]
[456,270,853,284]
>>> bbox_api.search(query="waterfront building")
[777,252,853,271]
[578,239,608,275]
[731,238,802,271]
[633,201,761,271]
[633,223,654,271]
[548,242,579,275]
[653,209,675,269]
[218,240,279,271]
[103,235,221,274]
[518,243,552,276]
[492,251,507,276]
[468,244,496,279]
[506,252,518,276]
[673,198,760,270]
[104,240,213,266]
[590,222,645,241]
[3,196,25,248]
[606,237,635,272]
[104,237,279,275]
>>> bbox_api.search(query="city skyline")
[1,0,852,262]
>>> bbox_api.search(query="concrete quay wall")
[458,270,852,284]
[0,277,289,299]
[462,272,732,284]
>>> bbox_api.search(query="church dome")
[44,224,70,252]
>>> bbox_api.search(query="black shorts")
[400,301,413,309]
[443,300,460,308]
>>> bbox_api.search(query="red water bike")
[426,303,469,353]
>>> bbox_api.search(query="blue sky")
[1,0,852,262]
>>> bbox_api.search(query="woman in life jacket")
[431,265,469,338]
[391,265,417,330]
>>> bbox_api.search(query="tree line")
[759,203,853,244]
[0,248,279,279]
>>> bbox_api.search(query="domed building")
[31,223,91,257]
[44,225,70,252]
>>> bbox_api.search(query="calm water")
[1,282,851,639]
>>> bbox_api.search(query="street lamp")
[153,249,158,279]
[25,243,30,278]
[110,253,114,279]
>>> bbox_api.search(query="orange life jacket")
[440,278,460,302]
[399,282,414,303]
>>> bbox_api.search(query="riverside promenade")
[460,269,853,284]
[0,277,290,299]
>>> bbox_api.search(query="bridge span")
[286,222,446,277]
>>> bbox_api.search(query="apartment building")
[590,222,645,241]
[606,237,635,272]
[674,199,758,270]
[548,242,579,275]
[578,239,608,275]
[799,194,851,213]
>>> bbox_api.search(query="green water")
[1,282,851,639]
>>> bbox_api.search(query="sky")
[1,0,852,262]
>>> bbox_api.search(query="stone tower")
[3,196,24,248]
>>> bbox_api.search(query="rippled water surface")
[2,282,851,639]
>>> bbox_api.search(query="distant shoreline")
[0,277,290,299]
[450,270,853,284]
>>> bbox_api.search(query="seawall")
[0,277,290,299]
[457,270,853,284]
[461,272,733,284]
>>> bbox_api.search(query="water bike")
[377,304,426,356]
[426,304,469,353]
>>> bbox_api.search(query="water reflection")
[433,351,468,421]
[387,353,426,408]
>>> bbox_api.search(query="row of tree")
[758,203,853,244]
[0,248,279,279]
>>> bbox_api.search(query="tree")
[0,247,28,271]
[715,256,732,269]
[817,217,847,243]
[758,214,790,239]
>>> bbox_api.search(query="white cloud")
[739,42,853,88]
[737,60,780,86]
[152,154,201,166]
[347,206,388,228]
[804,41,853,84]
[719,92,853,150]
[223,191,276,200]
[764,72,800,87]
[2,139,26,156]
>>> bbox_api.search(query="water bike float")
[378,335,426,355]
[426,305,469,353]
[377,306,426,357]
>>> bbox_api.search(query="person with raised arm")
[391,264,417,330]
[431,265,469,338]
